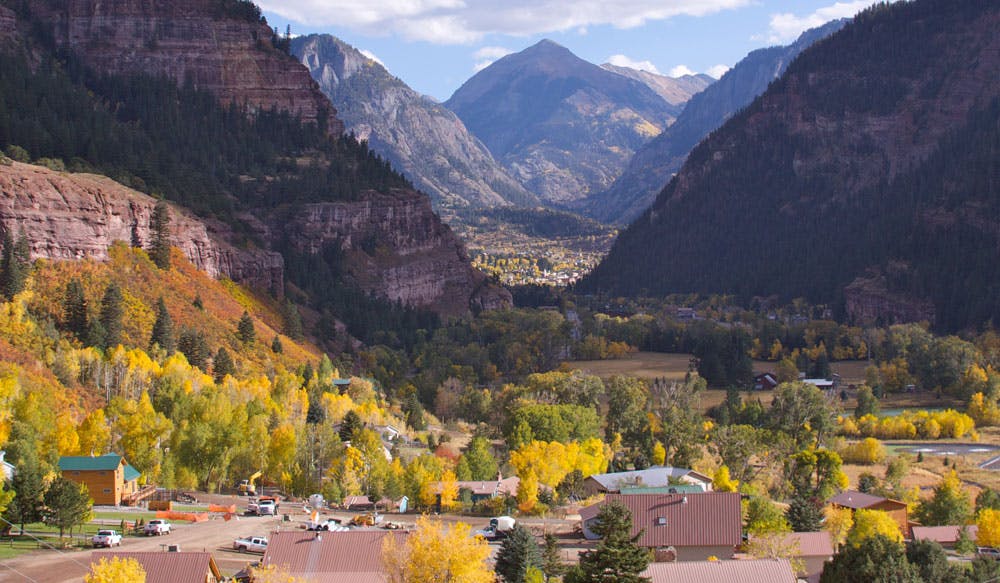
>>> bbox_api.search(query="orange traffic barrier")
[209,504,237,513]
[156,510,209,522]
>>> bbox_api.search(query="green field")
[567,352,695,381]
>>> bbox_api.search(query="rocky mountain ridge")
[292,34,537,210]
[445,39,678,205]
[599,65,713,107]
[583,20,847,225]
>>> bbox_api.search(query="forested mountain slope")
[581,0,1000,332]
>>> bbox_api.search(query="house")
[802,378,835,390]
[777,531,834,583]
[0,450,14,482]
[642,559,797,583]
[752,372,779,391]
[332,378,351,392]
[343,495,375,511]
[261,530,406,582]
[582,466,712,497]
[436,474,520,505]
[580,493,742,561]
[827,490,910,536]
[911,525,978,549]
[92,551,221,583]
[59,454,141,506]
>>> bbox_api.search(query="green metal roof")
[58,454,124,472]
[123,464,141,482]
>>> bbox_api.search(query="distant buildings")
[582,466,713,497]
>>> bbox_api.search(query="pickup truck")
[233,535,268,553]
[247,498,277,516]
[92,529,123,547]
[144,519,172,536]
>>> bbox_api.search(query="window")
[655,517,667,526]
[103,488,112,494]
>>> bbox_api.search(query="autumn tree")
[744,495,790,535]
[916,471,971,526]
[769,382,838,446]
[495,525,542,583]
[99,282,124,349]
[149,200,171,270]
[237,311,255,345]
[847,509,902,547]
[85,557,147,583]
[462,436,498,481]
[247,564,307,583]
[438,470,459,511]
[577,500,650,583]
[745,531,805,574]
[149,297,175,353]
[823,506,854,551]
[382,516,492,583]
[76,409,111,457]
[977,508,1000,548]
[43,476,92,538]
[712,465,739,492]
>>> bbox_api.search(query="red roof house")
[262,530,406,582]
[91,551,221,583]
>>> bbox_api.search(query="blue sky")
[259,0,874,102]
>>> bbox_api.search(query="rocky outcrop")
[583,20,846,225]
[0,5,16,45]
[277,189,510,315]
[292,35,537,210]
[446,40,677,204]
[844,273,935,326]
[30,0,342,133]
[600,65,713,108]
[0,161,283,291]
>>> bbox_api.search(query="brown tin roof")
[262,530,406,581]
[581,492,742,548]
[91,551,220,583]
[643,559,797,583]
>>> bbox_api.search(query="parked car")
[144,519,172,536]
[978,546,1000,560]
[92,529,123,548]
[233,535,268,553]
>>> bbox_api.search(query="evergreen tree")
[339,410,362,442]
[149,297,175,353]
[271,335,283,353]
[3,449,46,535]
[149,200,171,269]
[62,278,89,342]
[403,392,426,431]
[178,328,210,370]
[977,488,1000,514]
[916,471,971,526]
[85,318,106,349]
[820,535,920,583]
[541,533,566,580]
[192,294,204,310]
[282,299,304,340]
[463,436,498,481]
[495,525,543,583]
[213,347,235,382]
[786,493,824,532]
[237,311,255,345]
[0,230,30,299]
[905,539,952,583]
[42,477,92,539]
[577,501,650,583]
[99,282,124,349]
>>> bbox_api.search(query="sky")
[259,0,875,102]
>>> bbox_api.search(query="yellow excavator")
[238,471,262,496]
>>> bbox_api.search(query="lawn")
[567,352,694,381]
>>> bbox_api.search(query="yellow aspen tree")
[439,470,460,511]
[383,516,492,583]
[823,506,854,551]
[712,465,739,492]
[84,557,146,583]
[847,509,901,547]
[517,470,540,514]
[977,508,1000,548]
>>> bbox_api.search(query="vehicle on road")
[978,546,1000,560]
[233,535,268,553]
[246,498,277,516]
[474,516,516,540]
[92,529,122,547]
[144,519,172,536]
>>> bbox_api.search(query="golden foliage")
[382,516,492,583]
[712,465,739,492]
[847,509,902,547]
[823,506,854,551]
[248,564,308,583]
[509,438,610,488]
[84,557,147,583]
[838,438,886,465]
[977,508,1000,548]
[840,410,976,440]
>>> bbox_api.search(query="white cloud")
[473,46,514,72]
[359,49,385,67]
[607,54,660,74]
[766,1,872,44]
[705,64,730,79]
[258,0,752,45]
[668,64,695,77]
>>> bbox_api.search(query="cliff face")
[584,20,846,225]
[292,35,537,210]
[32,0,342,133]
[599,66,713,108]
[0,160,283,291]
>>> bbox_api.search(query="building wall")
[869,501,908,536]
[63,467,123,505]
[800,555,831,582]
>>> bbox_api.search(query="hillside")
[581,0,1000,332]
[445,40,677,205]
[0,0,504,329]
[291,34,538,210]
[583,20,846,225]
[599,65,713,108]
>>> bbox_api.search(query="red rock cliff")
[32,0,343,134]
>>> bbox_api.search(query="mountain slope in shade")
[445,39,677,205]
[584,19,846,225]
[581,0,1000,332]
[600,65,714,108]
[291,34,538,209]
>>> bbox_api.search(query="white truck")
[144,519,172,536]
[475,516,516,540]
[233,535,268,553]
[92,529,123,547]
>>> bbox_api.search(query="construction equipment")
[239,471,262,496]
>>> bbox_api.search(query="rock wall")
[32,0,342,133]
[844,274,935,327]
[0,5,16,45]
[279,189,510,315]
[0,161,283,291]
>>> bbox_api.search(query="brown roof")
[827,490,906,509]
[343,495,373,507]
[581,493,742,548]
[911,525,978,544]
[262,530,406,581]
[779,532,834,557]
[642,559,797,583]
[92,551,219,583]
